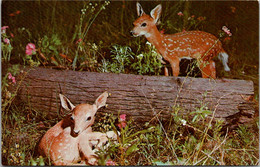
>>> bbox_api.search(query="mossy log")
[13,67,255,125]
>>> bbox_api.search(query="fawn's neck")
[145,27,166,55]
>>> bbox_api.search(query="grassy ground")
[1,1,259,165]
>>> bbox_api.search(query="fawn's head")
[131,3,162,38]
[59,92,109,136]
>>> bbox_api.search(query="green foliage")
[99,45,134,73]
[1,29,13,62]
[131,42,163,75]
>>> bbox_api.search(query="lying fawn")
[131,3,230,79]
[38,92,117,165]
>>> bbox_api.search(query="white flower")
[137,54,144,59]
[180,119,187,126]
[146,41,152,46]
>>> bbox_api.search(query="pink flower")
[160,29,165,34]
[222,26,232,36]
[117,114,127,129]
[117,122,127,129]
[1,26,9,30]
[76,38,82,44]
[106,159,117,166]
[4,38,10,44]
[119,114,126,121]
[10,33,14,38]
[1,26,9,34]
[12,77,16,84]
[224,37,231,42]
[177,11,183,16]
[7,73,16,84]
[25,43,36,55]
[8,73,13,80]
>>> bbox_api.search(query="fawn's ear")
[150,4,162,24]
[59,94,75,111]
[94,91,109,110]
[136,2,145,16]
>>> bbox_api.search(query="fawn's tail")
[218,52,230,71]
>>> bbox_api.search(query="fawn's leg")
[199,60,216,79]
[88,132,109,149]
[169,57,180,77]
[78,134,98,165]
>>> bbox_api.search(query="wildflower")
[180,119,187,126]
[224,37,231,42]
[137,54,144,59]
[9,13,15,16]
[92,43,98,51]
[119,114,126,121]
[25,43,36,55]
[222,26,232,36]
[76,38,82,44]
[230,6,236,13]
[7,73,16,84]
[15,144,19,149]
[177,11,183,16]
[1,26,9,30]
[146,41,152,46]
[5,91,11,99]
[118,122,127,129]
[10,33,14,38]
[4,38,10,44]
[105,1,110,6]
[1,26,9,34]
[160,29,165,34]
[117,114,127,128]
[197,16,206,21]
[106,159,117,166]
[188,15,195,20]
[3,149,6,153]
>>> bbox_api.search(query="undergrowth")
[1,95,259,165]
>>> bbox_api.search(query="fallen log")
[13,66,255,125]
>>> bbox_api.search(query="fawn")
[38,92,117,165]
[130,3,230,79]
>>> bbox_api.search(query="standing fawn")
[38,92,117,165]
[131,3,230,79]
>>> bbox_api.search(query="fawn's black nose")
[130,30,134,36]
[73,130,80,135]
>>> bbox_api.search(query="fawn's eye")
[141,23,147,27]
[86,116,92,121]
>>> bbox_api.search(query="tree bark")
[13,67,255,124]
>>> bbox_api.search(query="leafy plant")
[1,26,13,62]
[131,41,163,75]
[99,45,134,73]
[37,34,62,66]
